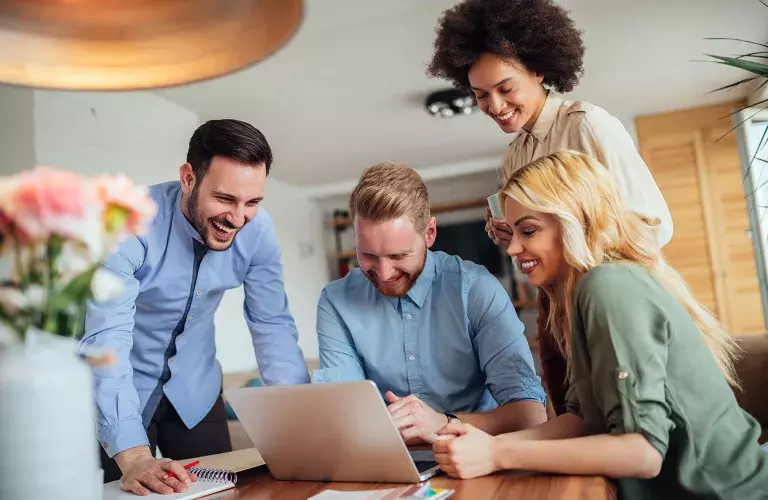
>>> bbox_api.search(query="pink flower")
[94,174,157,239]
[0,168,103,249]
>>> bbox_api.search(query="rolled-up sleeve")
[80,236,148,458]
[573,266,674,456]
[467,271,546,406]
[313,288,365,383]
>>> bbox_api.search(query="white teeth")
[521,260,538,270]
[212,220,234,234]
[498,110,516,120]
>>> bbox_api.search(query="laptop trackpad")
[409,450,435,461]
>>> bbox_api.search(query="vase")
[0,328,102,500]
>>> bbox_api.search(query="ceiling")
[157,0,767,193]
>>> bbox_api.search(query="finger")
[160,475,186,493]
[491,220,512,233]
[433,451,451,464]
[484,208,492,222]
[140,473,175,495]
[122,479,150,496]
[389,405,412,421]
[384,391,401,404]
[393,414,416,430]
[437,423,468,436]
[440,465,460,477]
[161,460,192,485]
[387,394,418,413]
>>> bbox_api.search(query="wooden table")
[218,466,617,499]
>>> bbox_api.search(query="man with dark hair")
[82,119,309,495]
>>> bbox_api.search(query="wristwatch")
[444,412,461,425]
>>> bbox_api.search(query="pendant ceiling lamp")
[0,0,303,91]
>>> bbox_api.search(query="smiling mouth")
[495,109,519,122]
[519,259,539,274]
[211,219,236,238]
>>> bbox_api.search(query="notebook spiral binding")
[188,467,238,485]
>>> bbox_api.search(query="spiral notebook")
[103,465,237,500]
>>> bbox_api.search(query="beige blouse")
[501,93,673,247]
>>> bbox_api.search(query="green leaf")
[706,76,757,94]
[704,37,768,50]
[60,265,98,302]
[705,54,768,77]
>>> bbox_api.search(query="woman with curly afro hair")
[427,0,673,419]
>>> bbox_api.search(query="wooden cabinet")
[636,101,765,335]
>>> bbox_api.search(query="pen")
[165,460,199,479]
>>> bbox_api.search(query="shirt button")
[405,313,412,320]
[408,355,415,361]
[196,290,202,296]
[169,359,175,365]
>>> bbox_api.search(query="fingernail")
[185,479,191,485]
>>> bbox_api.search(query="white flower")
[90,268,124,303]
[0,284,44,313]
[58,243,92,280]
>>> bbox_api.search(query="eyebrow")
[470,77,514,92]
[212,191,263,203]
[513,215,539,226]
[360,250,413,258]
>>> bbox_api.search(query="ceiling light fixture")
[0,0,302,91]
[425,88,477,118]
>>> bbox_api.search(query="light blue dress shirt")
[81,181,309,458]
[314,250,545,413]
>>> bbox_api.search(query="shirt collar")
[173,185,205,243]
[526,91,563,143]
[403,250,436,308]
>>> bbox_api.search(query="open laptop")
[224,380,441,483]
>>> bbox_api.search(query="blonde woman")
[432,151,768,499]
[427,0,673,417]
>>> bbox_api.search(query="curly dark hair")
[427,0,585,93]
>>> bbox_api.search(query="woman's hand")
[484,208,512,249]
[432,423,499,479]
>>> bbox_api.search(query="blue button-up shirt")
[81,181,309,458]
[314,250,545,413]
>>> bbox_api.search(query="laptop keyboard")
[415,460,439,473]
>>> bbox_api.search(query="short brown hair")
[349,162,431,232]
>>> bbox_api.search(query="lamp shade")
[0,0,303,91]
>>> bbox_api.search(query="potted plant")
[0,168,156,500]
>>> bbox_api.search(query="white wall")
[214,179,328,372]
[19,90,327,373]
[33,90,197,185]
[0,85,35,174]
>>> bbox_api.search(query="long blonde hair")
[500,150,741,387]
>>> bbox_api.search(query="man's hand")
[114,445,197,496]
[484,208,512,249]
[385,391,449,444]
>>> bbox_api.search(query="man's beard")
[365,248,427,298]
[187,186,240,251]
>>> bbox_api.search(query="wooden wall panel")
[639,133,718,314]
[637,100,765,335]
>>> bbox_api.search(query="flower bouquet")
[0,167,156,500]
[0,168,156,344]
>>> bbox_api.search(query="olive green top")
[567,263,768,499]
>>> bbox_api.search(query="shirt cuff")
[497,385,547,407]
[312,366,364,384]
[98,418,149,459]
